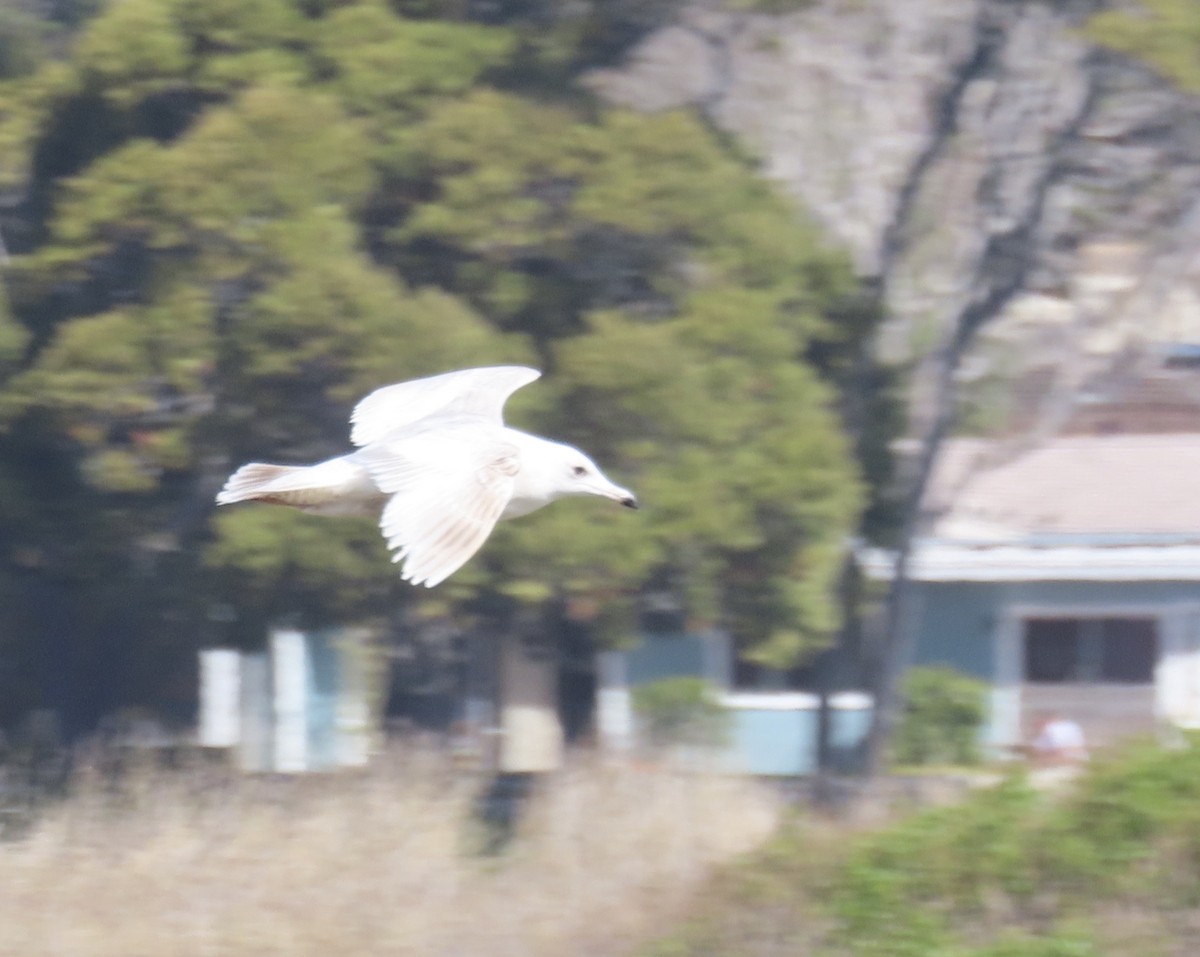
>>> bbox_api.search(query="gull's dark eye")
[572,465,587,477]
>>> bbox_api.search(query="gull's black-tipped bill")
[621,495,639,510]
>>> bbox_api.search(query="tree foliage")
[0,0,882,723]
[1088,0,1200,93]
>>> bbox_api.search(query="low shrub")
[631,677,732,750]
[893,665,987,766]
[648,734,1200,956]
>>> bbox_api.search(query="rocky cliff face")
[588,0,1200,443]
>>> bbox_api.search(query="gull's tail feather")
[217,463,337,509]
[216,457,384,516]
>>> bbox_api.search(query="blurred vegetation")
[729,0,814,12]
[893,665,987,767]
[0,0,895,726]
[1088,0,1200,93]
[631,676,731,749]
[0,11,45,81]
[648,736,1200,956]
[0,745,782,956]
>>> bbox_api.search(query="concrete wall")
[598,633,873,776]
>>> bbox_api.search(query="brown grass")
[0,747,784,957]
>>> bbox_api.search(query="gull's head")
[555,445,638,510]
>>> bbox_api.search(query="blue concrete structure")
[600,632,872,776]
[720,693,820,776]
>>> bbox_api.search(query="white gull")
[215,366,638,587]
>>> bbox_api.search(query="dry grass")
[0,747,784,957]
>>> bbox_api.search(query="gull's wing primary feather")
[350,366,540,447]
[355,422,520,587]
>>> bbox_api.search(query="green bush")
[1036,736,1200,894]
[828,774,1041,955]
[831,738,1200,954]
[631,677,732,750]
[893,665,987,766]
[1088,0,1200,94]
[646,736,1200,955]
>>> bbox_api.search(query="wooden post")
[595,650,635,753]
[498,632,563,773]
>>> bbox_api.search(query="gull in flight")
[216,366,638,587]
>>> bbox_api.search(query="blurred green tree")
[1088,0,1200,93]
[0,0,883,723]
[0,9,45,81]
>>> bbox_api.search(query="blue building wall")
[910,579,1200,681]
[908,583,998,678]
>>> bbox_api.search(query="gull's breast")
[500,461,555,521]
[500,488,552,521]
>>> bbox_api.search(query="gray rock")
[588,0,1200,436]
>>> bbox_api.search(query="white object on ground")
[1032,717,1088,760]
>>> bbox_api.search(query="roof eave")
[858,540,1200,583]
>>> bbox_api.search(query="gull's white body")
[215,367,636,587]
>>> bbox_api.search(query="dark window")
[1024,618,1082,682]
[1101,618,1157,683]
[1023,616,1157,684]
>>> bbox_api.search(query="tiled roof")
[924,434,1200,540]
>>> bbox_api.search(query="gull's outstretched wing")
[350,366,540,448]
[354,420,520,587]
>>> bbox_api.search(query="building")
[862,433,1200,754]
